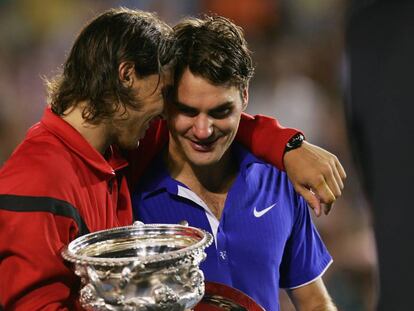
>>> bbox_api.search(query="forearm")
[288,279,337,311]
[298,301,337,311]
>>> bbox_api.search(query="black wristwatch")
[285,133,305,153]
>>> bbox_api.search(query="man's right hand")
[283,141,347,216]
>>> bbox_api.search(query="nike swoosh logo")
[253,203,277,218]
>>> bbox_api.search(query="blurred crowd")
[0,0,377,310]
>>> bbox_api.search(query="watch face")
[194,281,265,311]
[286,133,304,151]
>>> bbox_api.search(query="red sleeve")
[236,113,301,170]
[126,114,302,185]
[0,210,84,311]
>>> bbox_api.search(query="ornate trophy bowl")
[62,222,213,311]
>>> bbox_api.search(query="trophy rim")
[61,223,213,267]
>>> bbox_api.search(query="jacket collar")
[41,107,128,177]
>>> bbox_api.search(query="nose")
[192,114,213,140]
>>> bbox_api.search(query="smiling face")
[110,72,168,149]
[167,68,248,167]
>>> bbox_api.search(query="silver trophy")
[62,222,213,311]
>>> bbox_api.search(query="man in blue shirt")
[133,15,336,311]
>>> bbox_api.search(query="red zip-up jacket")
[0,108,298,310]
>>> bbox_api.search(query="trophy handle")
[133,221,145,227]
[179,220,189,226]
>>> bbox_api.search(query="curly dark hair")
[172,15,254,93]
[46,8,174,123]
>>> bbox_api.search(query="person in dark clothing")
[346,1,414,309]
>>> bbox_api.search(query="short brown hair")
[47,8,173,123]
[172,15,254,92]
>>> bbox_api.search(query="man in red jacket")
[0,8,345,311]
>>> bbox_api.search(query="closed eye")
[209,104,233,119]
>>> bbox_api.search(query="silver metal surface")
[62,223,212,311]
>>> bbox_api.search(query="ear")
[119,61,135,87]
[241,87,249,111]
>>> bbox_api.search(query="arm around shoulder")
[235,114,347,216]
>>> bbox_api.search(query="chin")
[188,155,220,167]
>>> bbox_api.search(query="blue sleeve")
[279,195,332,289]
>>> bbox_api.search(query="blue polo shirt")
[132,143,332,311]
